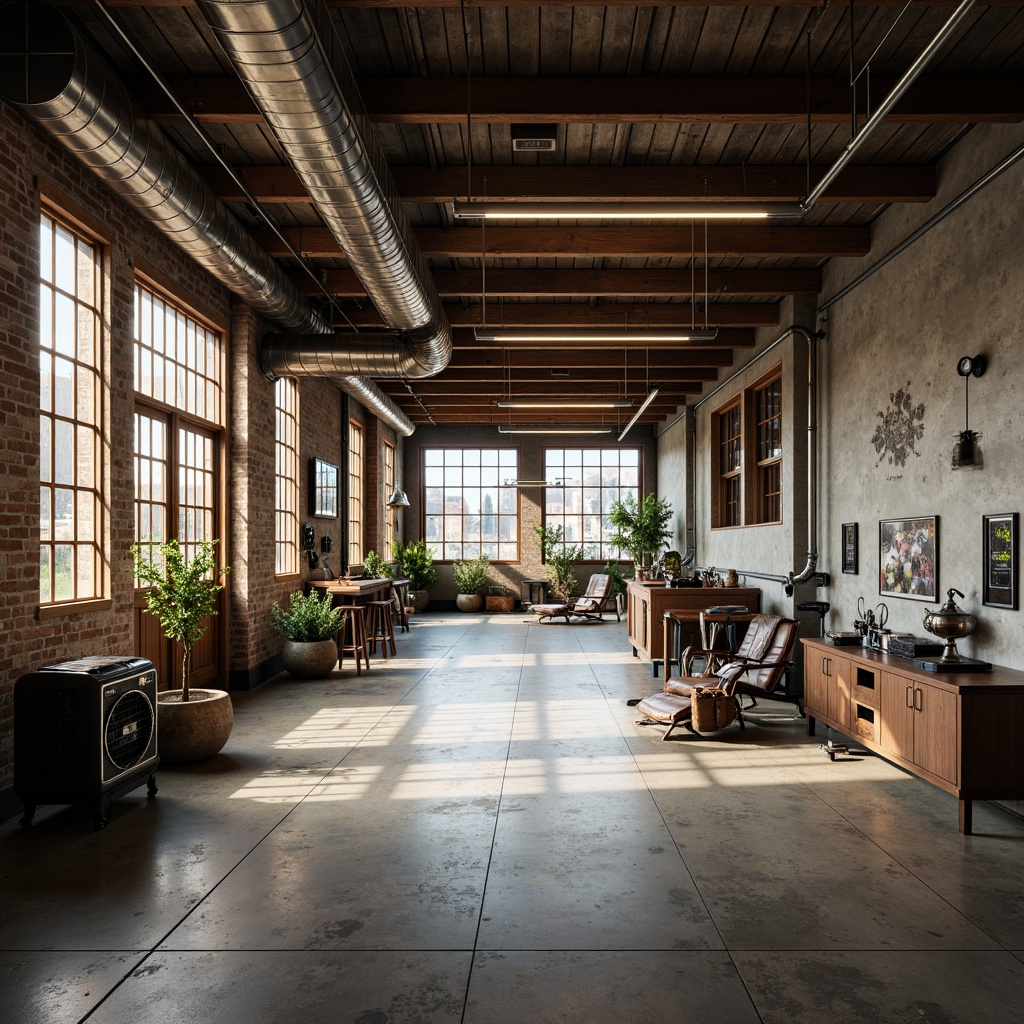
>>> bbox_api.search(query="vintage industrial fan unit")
[14,656,159,830]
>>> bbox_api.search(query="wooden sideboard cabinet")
[802,638,1024,834]
[626,581,761,676]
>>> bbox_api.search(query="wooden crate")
[485,596,515,613]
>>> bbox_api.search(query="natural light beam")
[272,706,415,749]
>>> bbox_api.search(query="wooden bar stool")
[337,604,370,674]
[366,599,397,657]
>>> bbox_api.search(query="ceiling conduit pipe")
[194,0,452,382]
[681,325,824,592]
[0,1,414,435]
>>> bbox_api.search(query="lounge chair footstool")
[532,603,570,623]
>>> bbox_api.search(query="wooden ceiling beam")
[298,266,822,298]
[201,164,935,205]
[342,302,779,329]
[257,224,869,259]
[138,76,1024,126]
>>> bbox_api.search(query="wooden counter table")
[803,637,1024,834]
[626,580,761,677]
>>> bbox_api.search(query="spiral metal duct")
[195,0,453,381]
[0,0,414,435]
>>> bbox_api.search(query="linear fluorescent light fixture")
[496,400,632,409]
[453,200,804,220]
[496,426,614,435]
[618,387,660,442]
[475,327,718,344]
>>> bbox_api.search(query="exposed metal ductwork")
[194,0,452,383]
[0,0,415,436]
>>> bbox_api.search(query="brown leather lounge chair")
[532,573,617,623]
[634,613,800,739]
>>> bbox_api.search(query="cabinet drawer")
[852,664,880,709]
[852,702,879,744]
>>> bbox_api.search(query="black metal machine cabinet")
[14,656,160,830]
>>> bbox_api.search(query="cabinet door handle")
[914,687,923,712]
[906,685,914,708]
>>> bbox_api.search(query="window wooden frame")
[348,419,364,566]
[711,365,783,530]
[383,439,395,558]
[421,446,520,563]
[275,377,300,576]
[542,446,643,562]
[39,206,108,607]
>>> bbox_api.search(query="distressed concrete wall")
[402,424,658,603]
[819,122,1024,664]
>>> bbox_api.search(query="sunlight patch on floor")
[271,706,413,748]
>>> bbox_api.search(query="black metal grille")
[31,689,80,786]
[104,691,155,770]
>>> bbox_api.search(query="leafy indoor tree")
[534,523,584,602]
[608,493,673,569]
[132,539,229,702]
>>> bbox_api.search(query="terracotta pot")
[282,638,338,679]
[456,593,483,612]
[412,589,430,611]
[158,688,233,763]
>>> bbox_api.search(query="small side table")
[521,579,549,610]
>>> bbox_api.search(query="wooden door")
[913,682,958,785]
[827,654,852,731]
[134,408,223,690]
[803,651,828,720]
[880,671,915,762]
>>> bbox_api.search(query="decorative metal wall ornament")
[872,381,926,468]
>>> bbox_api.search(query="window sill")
[37,598,113,621]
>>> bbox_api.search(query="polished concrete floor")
[3,613,1024,1023]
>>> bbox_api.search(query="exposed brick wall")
[0,100,231,787]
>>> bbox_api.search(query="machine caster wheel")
[19,805,35,830]
[147,775,158,798]
[93,816,107,831]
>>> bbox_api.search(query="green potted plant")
[451,554,489,612]
[270,589,346,678]
[608,493,674,577]
[362,550,392,580]
[395,539,438,611]
[535,524,584,602]
[131,538,233,763]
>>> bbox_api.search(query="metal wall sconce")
[952,354,986,470]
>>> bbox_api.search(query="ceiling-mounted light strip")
[475,327,718,344]
[496,400,632,409]
[618,388,660,442]
[453,200,804,220]
[496,426,615,435]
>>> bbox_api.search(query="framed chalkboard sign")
[982,512,1017,609]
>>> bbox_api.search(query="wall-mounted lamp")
[951,354,986,470]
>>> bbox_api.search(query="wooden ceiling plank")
[98,1,1024,8]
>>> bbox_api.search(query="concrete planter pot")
[456,593,483,612]
[412,589,430,611]
[158,689,234,763]
[282,638,338,679]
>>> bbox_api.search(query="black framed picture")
[983,512,1018,609]
[309,458,339,518]
[879,515,938,601]
[842,523,858,574]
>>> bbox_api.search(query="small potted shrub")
[132,539,233,763]
[608,493,673,578]
[362,550,392,580]
[452,554,489,612]
[395,539,438,611]
[270,589,346,679]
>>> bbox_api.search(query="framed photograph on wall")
[879,516,938,601]
[309,458,339,518]
[842,523,858,574]
[982,512,1018,609]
